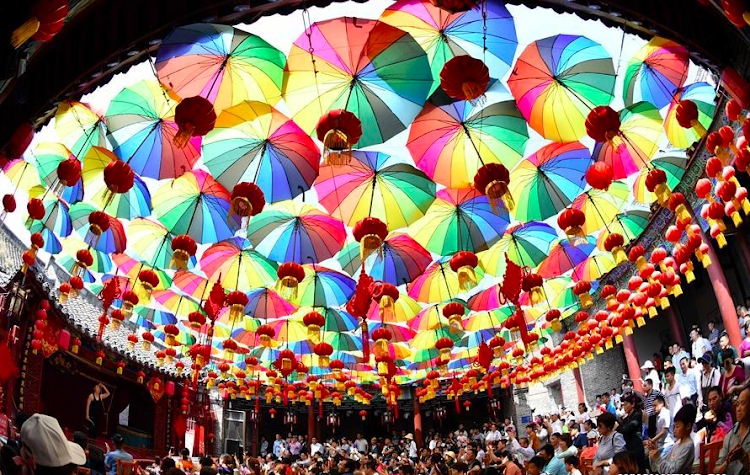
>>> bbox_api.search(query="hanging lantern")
[645,168,672,206]
[726,98,746,123]
[435,337,454,361]
[164,347,177,363]
[70,337,81,354]
[545,308,562,332]
[110,309,124,330]
[115,361,126,375]
[628,245,648,272]
[557,208,587,246]
[376,355,392,377]
[521,272,544,305]
[667,192,691,222]
[21,232,44,273]
[442,302,466,330]
[329,359,345,377]
[276,262,306,299]
[70,249,93,277]
[121,290,139,317]
[585,106,621,143]
[56,157,81,193]
[69,276,83,298]
[359,409,368,421]
[602,233,627,264]
[371,327,393,356]
[1,123,34,165]
[26,197,45,228]
[372,283,399,321]
[10,0,68,49]
[430,0,478,12]
[173,96,217,148]
[163,324,180,347]
[573,280,593,308]
[174,361,185,375]
[489,335,506,358]
[222,339,238,359]
[141,331,155,351]
[127,334,138,350]
[2,194,16,215]
[353,217,388,261]
[138,269,159,295]
[717,179,744,226]
[171,234,197,270]
[103,160,135,203]
[440,55,490,104]
[315,109,363,166]
[303,311,326,344]
[279,348,296,371]
[187,310,206,330]
[257,324,275,347]
[86,211,110,248]
[225,290,248,324]
[585,162,614,191]
[675,99,708,137]
[473,163,514,213]
[704,201,728,248]
[229,182,265,220]
[95,350,105,366]
[58,282,71,303]
[449,251,479,291]
[601,285,617,310]
[314,342,333,368]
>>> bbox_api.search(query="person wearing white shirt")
[575,403,590,425]
[698,352,721,407]
[484,423,502,444]
[640,360,662,392]
[310,438,323,456]
[662,367,683,414]
[549,414,564,435]
[690,328,712,360]
[647,396,674,455]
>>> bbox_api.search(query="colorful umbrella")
[463,307,512,331]
[592,102,663,179]
[380,0,517,93]
[407,257,485,303]
[3,158,42,194]
[154,325,196,347]
[202,101,319,203]
[131,305,177,329]
[58,237,112,279]
[573,252,616,282]
[34,142,83,203]
[537,237,597,278]
[152,290,201,318]
[596,209,650,248]
[408,87,528,189]
[27,189,72,238]
[284,17,432,147]
[81,146,151,220]
[409,188,509,255]
[623,37,688,109]
[291,266,355,308]
[467,284,504,312]
[315,151,436,230]
[127,218,188,269]
[29,228,62,255]
[664,82,716,149]
[366,321,416,344]
[478,222,558,277]
[571,181,630,234]
[292,306,359,333]
[366,292,421,323]
[410,328,459,350]
[223,288,296,322]
[410,303,450,331]
[54,100,109,157]
[246,200,345,264]
[106,79,200,180]
[69,203,126,254]
[156,23,286,112]
[112,254,173,298]
[632,152,687,204]
[509,142,592,222]
[172,270,212,300]
[199,237,278,291]
[152,169,239,244]
[508,34,616,142]
[337,232,432,286]
[519,276,577,309]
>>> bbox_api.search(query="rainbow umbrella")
[202,101,319,203]
[152,290,201,318]
[131,305,177,329]
[69,203,126,254]
[411,328,459,350]
[154,325,196,347]
[632,152,687,204]
[519,276,576,309]
[592,102,663,179]
[623,37,688,109]
[379,0,517,93]
[291,265,355,308]
[34,142,83,203]
[3,158,42,193]
[409,188,509,255]
[366,292,422,324]
[172,270,212,300]
[457,329,505,349]
[234,287,297,321]
[229,318,264,346]
[106,80,200,180]
[58,237,112,280]
[463,307,513,331]
[27,190,72,238]
[509,142,592,221]
[54,101,109,157]
[284,17,432,147]
[152,169,239,244]
[478,222,558,277]
[156,23,286,112]
[29,228,62,254]
[127,218,191,269]
[571,181,630,234]
[199,237,278,291]
[664,82,716,149]
[508,34,616,142]
[246,200,345,264]
[113,254,173,298]
[315,151,435,230]
[537,237,597,278]
[408,87,528,189]
[366,321,416,344]
[467,285,504,312]
[597,209,650,248]
[410,303,452,331]
[82,146,151,220]
[323,331,362,352]
[291,306,359,333]
[573,252,616,282]
[337,233,432,286]
[407,257,485,303]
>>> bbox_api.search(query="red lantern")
[645,168,671,205]
[359,409,368,421]
[435,337,454,361]
[443,302,466,330]
[315,109,362,166]
[170,234,197,269]
[352,217,388,261]
[473,163,514,213]
[69,276,83,297]
[27,198,45,223]
[56,157,81,189]
[103,160,135,199]
[188,311,206,329]
[585,106,620,143]
[521,272,544,305]
[2,194,16,214]
[371,327,393,356]
[142,331,155,350]
[439,55,490,103]
[603,233,627,264]
[586,162,614,190]
[303,311,326,343]
[372,283,399,321]
[95,350,105,366]
[557,208,587,246]
[1,123,34,164]
[230,182,265,219]
[675,100,708,137]
[726,98,746,124]
[86,211,110,247]
[121,290,139,317]
[58,282,71,303]
[449,251,478,291]
[276,262,306,299]
[573,280,592,308]
[10,0,68,49]
[138,269,159,294]
[314,342,334,367]
[173,96,217,148]
[429,0,478,12]
[226,290,249,323]
[257,324,275,347]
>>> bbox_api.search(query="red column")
[699,229,744,349]
[665,306,688,349]
[622,333,642,392]
[573,367,585,404]
[154,397,168,452]
[308,403,315,447]
[413,395,423,448]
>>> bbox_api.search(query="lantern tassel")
[360,234,383,262]
[173,123,195,148]
[323,129,352,166]
[457,265,477,291]
[361,318,370,362]
[11,17,40,49]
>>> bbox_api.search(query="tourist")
[739,321,750,359]
[691,328,712,360]
[575,403,589,425]
[648,404,697,473]
[85,382,110,438]
[554,434,577,460]
[616,393,645,470]
[563,455,581,475]
[696,386,734,441]
[103,434,133,475]
[355,433,368,454]
[607,452,638,475]
[525,424,541,451]
[653,352,663,371]
[708,321,720,349]
[526,456,546,475]
[548,414,564,435]
[640,360,660,391]
[671,344,690,369]
[507,429,534,465]
[310,437,323,457]
[715,386,750,475]
[662,366,683,414]
[698,352,721,407]
[273,434,286,458]
[641,378,663,437]
[570,423,588,450]
[677,357,699,405]
[720,348,746,398]
[717,333,738,366]
[503,418,515,434]
[646,395,674,455]
[161,455,177,474]
[177,448,194,473]
[20,414,86,475]
[601,393,616,415]
[73,430,106,475]
[484,423,501,444]
[497,451,521,475]
[259,437,269,457]
[537,444,564,475]
[591,412,626,475]
[405,434,418,462]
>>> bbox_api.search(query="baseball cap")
[21,414,86,467]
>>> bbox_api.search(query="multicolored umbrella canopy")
[337,232,431,286]
[246,200,345,264]
[632,152,687,204]
[623,36,689,109]
[68,203,126,254]
[537,236,597,278]
[571,181,630,234]
[509,34,616,142]
[478,222,558,277]
[34,142,83,204]
[199,237,277,291]
[290,266,355,308]
[202,101,320,203]
[126,218,185,269]
[27,190,72,239]
[315,151,436,230]
[106,79,200,180]
[284,17,433,147]
[3,158,42,194]
[54,101,109,157]
[597,209,650,248]
[156,23,286,112]
[408,86,528,189]
[664,82,716,149]
[380,0,518,93]
[408,257,485,303]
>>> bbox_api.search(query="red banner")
[147,377,165,403]
[40,317,62,359]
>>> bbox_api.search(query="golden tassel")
[11,17,40,49]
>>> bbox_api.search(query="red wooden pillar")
[308,403,315,445]
[572,367,585,404]
[622,333,642,392]
[154,396,169,451]
[413,395,423,448]
[665,306,688,349]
